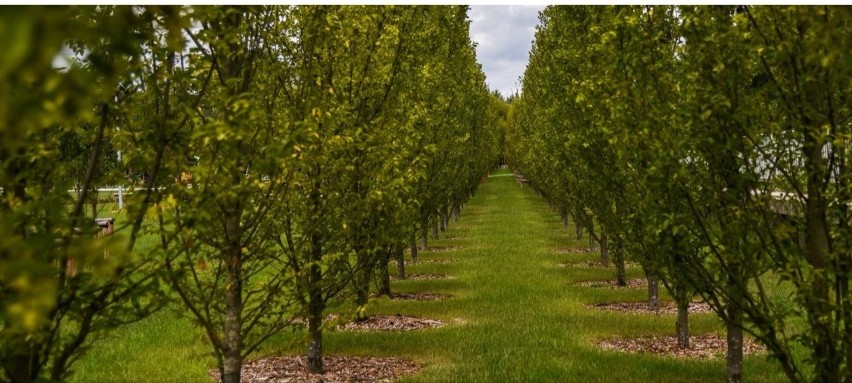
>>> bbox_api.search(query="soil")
[391,273,450,281]
[598,334,765,359]
[576,278,646,289]
[339,315,445,332]
[587,301,713,315]
[209,355,419,383]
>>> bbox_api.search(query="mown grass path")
[72,169,786,382]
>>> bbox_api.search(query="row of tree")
[0,6,502,383]
[509,5,849,383]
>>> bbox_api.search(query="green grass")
[71,168,788,382]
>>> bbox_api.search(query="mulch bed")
[339,315,445,332]
[210,355,419,383]
[422,246,463,253]
[576,278,646,289]
[391,273,450,281]
[552,247,595,254]
[387,292,452,301]
[587,301,713,315]
[412,258,453,265]
[598,334,765,359]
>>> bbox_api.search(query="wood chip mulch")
[422,246,463,253]
[576,278,646,289]
[413,258,453,265]
[209,355,419,383]
[598,334,765,359]
[339,315,445,332]
[388,292,452,301]
[391,273,450,281]
[552,247,595,254]
[587,301,713,315]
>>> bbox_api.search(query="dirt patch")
[553,247,594,254]
[391,273,450,281]
[422,246,463,253]
[339,315,445,332]
[598,334,765,359]
[576,278,646,289]
[587,301,713,314]
[209,355,418,383]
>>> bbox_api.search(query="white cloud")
[469,5,545,97]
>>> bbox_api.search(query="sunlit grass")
[71,169,788,382]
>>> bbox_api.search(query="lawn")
[70,168,788,382]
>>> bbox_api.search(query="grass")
[70,168,788,382]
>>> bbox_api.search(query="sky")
[468,5,546,98]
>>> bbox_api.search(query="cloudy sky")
[469,5,546,97]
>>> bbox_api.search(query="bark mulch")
[575,278,646,289]
[552,247,595,254]
[422,246,463,253]
[558,260,639,269]
[339,314,445,332]
[598,334,765,359]
[391,273,450,281]
[586,301,713,315]
[209,355,419,383]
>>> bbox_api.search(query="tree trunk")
[562,214,568,228]
[613,238,626,287]
[431,217,439,240]
[440,207,448,231]
[726,304,743,383]
[306,301,324,374]
[409,233,418,263]
[599,235,609,266]
[452,205,460,221]
[420,229,427,251]
[676,297,690,349]
[804,136,837,382]
[306,205,325,374]
[396,245,406,280]
[378,248,393,297]
[221,211,244,383]
[647,273,659,312]
[575,222,583,240]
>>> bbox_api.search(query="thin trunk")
[91,190,97,221]
[440,207,448,231]
[395,245,406,281]
[726,303,743,383]
[562,214,568,228]
[377,247,392,297]
[676,296,690,349]
[804,136,836,382]
[409,232,418,262]
[613,238,626,287]
[222,214,243,383]
[306,184,324,374]
[431,217,439,240]
[599,235,609,266]
[306,299,324,374]
[420,229,427,251]
[575,222,583,240]
[452,205,460,221]
[647,273,659,312]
